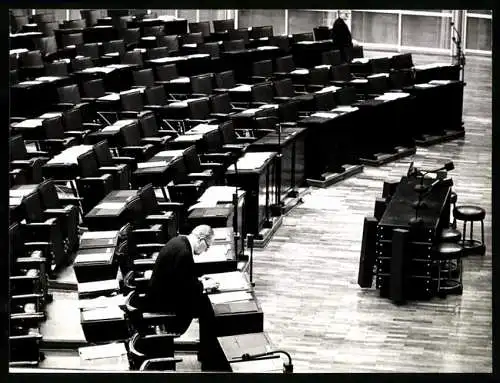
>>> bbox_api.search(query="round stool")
[440,228,461,243]
[453,205,486,256]
[434,242,464,297]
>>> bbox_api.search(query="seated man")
[145,224,218,334]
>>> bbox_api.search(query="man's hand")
[199,276,220,293]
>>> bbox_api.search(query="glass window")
[288,10,337,34]
[178,10,197,22]
[466,17,492,51]
[238,9,286,35]
[351,11,398,45]
[467,10,492,15]
[10,9,32,17]
[401,14,451,49]
[153,9,176,17]
[199,10,227,22]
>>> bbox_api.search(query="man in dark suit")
[145,225,218,334]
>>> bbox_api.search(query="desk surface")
[226,152,277,174]
[249,127,307,148]
[47,145,94,165]
[379,176,451,231]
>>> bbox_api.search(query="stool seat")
[440,228,461,243]
[434,243,463,260]
[450,191,457,204]
[453,205,485,221]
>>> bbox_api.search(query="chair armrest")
[133,258,156,270]
[10,160,33,168]
[223,143,248,151]
[273,96,292,102]
[135,243,166,253]
[82,122,104,131]
[25,151,50,160]
[16,256,47,268]
[120,111,141,119]
[120,146,153,159]
[140,357,183,371]
[235,137,257,143]
[140,137,171,146]
[55,102,75,110]
[200,152,232,162]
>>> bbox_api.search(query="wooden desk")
[85,119,138,147]
[148,53,211,77]
[42,145,95,180]
[225,152,278,238]
[84,190,140,231]
[10,184,39,223]
[414,63,461,83]
[247,127,307,202]
[217,332,283,373]
[376,176,452,301]
[291,40,335,69]
[132,150,185,193]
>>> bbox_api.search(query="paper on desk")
[414,83,436,89]
[352,58,369,64]
[310,112,339,119]
[332,106,359,113]
[98,93,120,101]
[203,271,249,292]
[120,88,144,95]
[316,85,340,94]
[169,100,189,107]
[137,161,169,169]
[81,305,124,321]
[113,119,137,128]
[78,294,127,310]
[36,76,62,82]
[196,244,231,262]
[14,119,43,128]
[156,149,184,157]
[430,80,453,85]
[170,77,190,84]
[39,112,63,118]
[350,78,368,84]
[81,231,119,240]
[95,202,125,210]
[231,357,283,373]
[256,46,276,51]
[231,85,252,92]
[296,40,314,45]
[75,249,114,264]
[79,342,127,360]
[290,69,308,75]
[259,104,279,110]
[101,125,121,132]
[227,152,274,171]
[10,48,28,55]
[108,64,132,69]
[82,67,116,74]
[187,53,209,59]
[79,278,119,293]
[188,124,218,134]
[18,80,43,86]
[210,291,252,305]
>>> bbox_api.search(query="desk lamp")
[233,350,293,373]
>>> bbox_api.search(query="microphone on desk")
[236,350,293,373]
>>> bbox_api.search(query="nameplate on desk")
[95,202,125,210]
[310,112,339,119]
[137,161,169,169]
[290,69,309,75]
[82,67,116,74]
[231,85,252,92]
[133,48,147,53]
[170,77,190,84]
[14,119,43,128]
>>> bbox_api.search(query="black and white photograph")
[8,8,492,373]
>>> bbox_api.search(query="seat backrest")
[137,183,160,215]
[315,91,336,111]
[322,50,342,67]
[367,74,389,94]
[11,15,29,33]
[391,53,413,70]
[20,50,44,68]
[63,19,87,29]
[334,86,357,106]
[139,112,160,137]
[145,85,166,106]
[182,146,201,173]
[274,78,294,98]
[309,67,330,86]
[252,60,273,78]
[122,51,143,66]
[292,32,314,43]
[77,150,99,177]
[371,57,391,74]
[199,42,220,59]
[103,39,125,55]
[219,120,237,143]
[275,55,295,73]
[331,63,351,82]
[189,21,210,37]
[38,21,59,37]
[9,69,19,85]
[181,32,204,45]
[80,43,100,58]
[313,26,333,41]
[58,84,81,104]
[133,69,155,87]
[215,70,235,89]
[62,107,83,131]
[147,46,169,60]
[120,91,144,112]
[188,98,211,120]
[251,82,274,103]
[269,35,291,52]
[124,28,141,46]
[278,100,299,122]
[223,39,245,52]
[22,191,44,223]
[9,222,22,273]
[204,128,223,153]
[158,35,179,52]
[121,122,142,146]
[250,25,273,39]
[143,25,165,37]
[210,93,231,114]
[72,56,94,71]
[93,140,114,166]
[33,13,55,24]
[34,36,58,56]
[37,180,61,209]
[213,19,235,33]
[191,74,213,95]
[45,61,68,77]
[80,10,100,27]
[230,28,250,43]
[61,32,84,47]
[42,116,65,139]
[9,135,27,161]
[83,78,106,98]
[155,64,178,81]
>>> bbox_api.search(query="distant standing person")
[332,16,354,63]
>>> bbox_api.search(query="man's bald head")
[190,225,214,255]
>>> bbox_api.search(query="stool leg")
[470,221,474,241]
[462,221,467,245]
[437,261,441,293]
[459,257,463,285]
[481,220,485,246]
